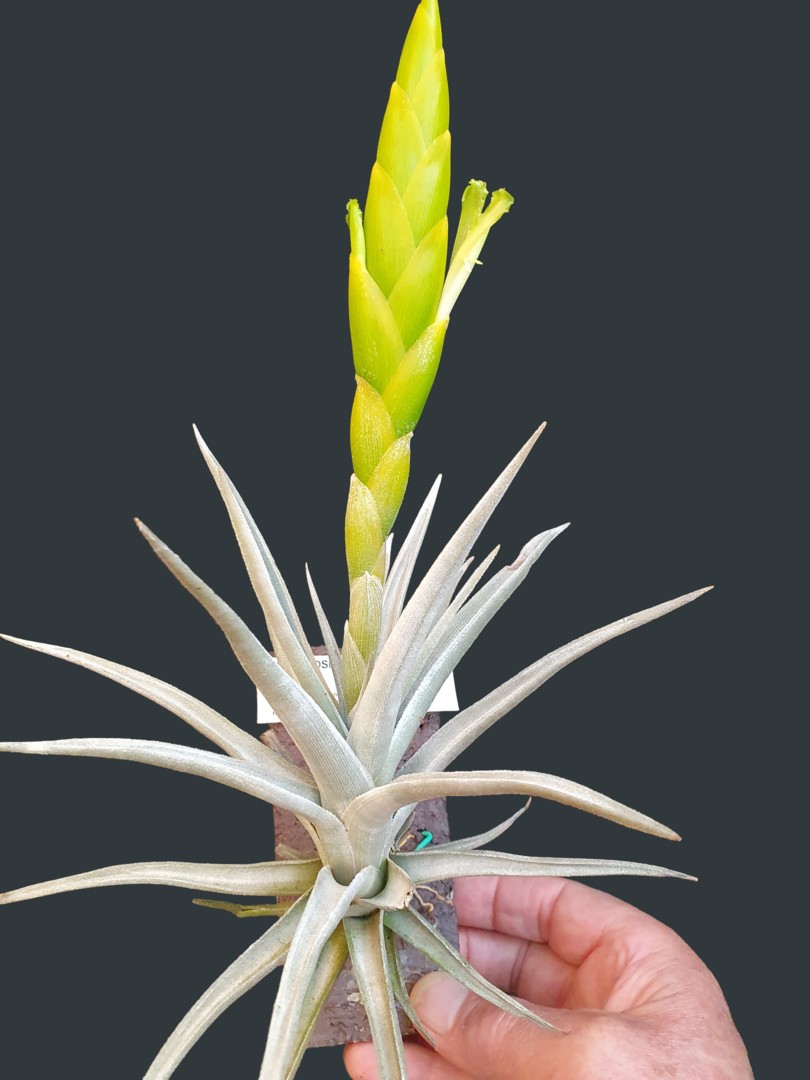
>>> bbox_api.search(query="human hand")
[344,876,752,1079]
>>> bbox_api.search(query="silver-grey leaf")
[350,425,546,777]
[280,926,349,1080]
[305,565,347,716]
[379,475,442,648]
[0,738,349,848]
[188,432,339,722]
[0,859,321,906]
[0,632,312,793]
[344,769,680,854]
[403,587,713,776]
[441,544,501,623]
[382,531,394,583]
[429,799,532,852]
[386,525,568,775]
[344,913,407,1080]
[416,528,565,686]
[135,520,373,813]
[385,906,560,1033]
[144,892,308,1079]
[259,865,379,1080]
[384,925,436,1047]
[194,427,339,718]
[393,849,696,884]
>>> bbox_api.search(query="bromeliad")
[0,3,708,1078]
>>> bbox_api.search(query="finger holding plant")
[343,0,513,708]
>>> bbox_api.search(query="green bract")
[1,3,708,1079]
[343,0,512,707]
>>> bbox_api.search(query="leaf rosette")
[1,423,706,1078]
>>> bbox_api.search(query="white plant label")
[257,655,458,723]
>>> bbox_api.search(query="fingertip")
[410,971,468,1037]
[345,1040,447,1080]
[343,1040,379,1080]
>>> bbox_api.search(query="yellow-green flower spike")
[343,0,513,706]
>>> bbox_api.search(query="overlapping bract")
[344,0,513,705]
[1,426,706,1079]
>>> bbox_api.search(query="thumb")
[410,971,589,1080]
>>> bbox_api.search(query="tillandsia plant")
[1,2,710,1078]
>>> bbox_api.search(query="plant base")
[262,713,458,1047]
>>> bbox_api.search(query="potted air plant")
[0,2,710,1077]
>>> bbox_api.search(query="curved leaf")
[305,565,347,716]
[135,520,374,814]
[394,849,695,885]
[194,429,342,729]
[429,799,531,853]
[348,424,545,778]
[345,769,680,858]
[144,893,308,1079]
[403,587,713,776]
[442,544,501,619]
[0,859,321,907]
[384,925,435,1046]
[0,738,347,844]
[344,913,407,1080]
[259,865,379,1080]
[386,525,568,774]
[279,926,349,1080]
[385,906,560,1033]
[379,475,441,648]
[0,632,311,793]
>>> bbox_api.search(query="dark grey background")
[1,2,795,1077]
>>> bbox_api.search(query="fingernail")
[410,971,469,1036]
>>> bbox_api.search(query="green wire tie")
[414,830,433,851]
